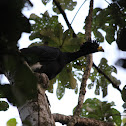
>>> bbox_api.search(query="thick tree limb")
[53,113,114,126]
[18,73,55,126]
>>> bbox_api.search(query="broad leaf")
[92,3,126,44]
[2,55,37,105]
[89,58,121,97]
[7,118,17,126]
[111,108,121,126]
[29,12,86,99]
[0,101,9,111]
[122,85,126,102]
[78,98,121,125]
[53,0,77,14]
[41,0,51,5]
[56,81,65,100]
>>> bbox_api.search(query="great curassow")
[21,40,104,80]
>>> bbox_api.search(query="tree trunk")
[18,74,55,126]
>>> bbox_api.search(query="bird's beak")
[97,46,104,52]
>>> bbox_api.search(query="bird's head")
[80,40,104,54]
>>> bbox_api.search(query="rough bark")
[53,113,114,126]
[73,0,93,117]
[68,1,94,125]
[18,73,55,126]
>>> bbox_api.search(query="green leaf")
[57,64,77,89]
[61,30,85,52]
[93,8,102,16]
[74,83,78,94]
[78,98,121,125]
[117,27,126,51]
[122,85,126,102]
[56,81,65,100]
[95,81,100,95]
[41,0,51,5]
[92,4,126,44]
[56,64,78,99]
[3,54,37,105]
[30,12,64,47]
[90,58,121,97]
[105,26,115,44]
[72,57,87,71]
[111,108,121,126]
[0,101,9,111]
[53,0,77,14]
[93,30,104,42]
[88,83,94,89]
[7,118,17,126]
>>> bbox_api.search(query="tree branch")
[53,0,121,93]
[93,63,122,92]
[18,73,55,125]
[53,0,121,125]
[53,113,114,126]
[73,0,94,117]
[53,0,76,37]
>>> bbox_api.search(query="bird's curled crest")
[80,40,99,50]
[80,40,104,52]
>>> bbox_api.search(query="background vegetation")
[0,0,126,125]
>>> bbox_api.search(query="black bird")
[21,40,104,80]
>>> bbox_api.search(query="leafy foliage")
[92,3,126,44]
[80,98,121,126]
[42,0,51,5]
[7,118,17,126]
[0,101,9,111]
[29,7,122,99]
[0,0,31,50]
[53,0,77,14]
[0,0,37,106]
[122,85,126,102]
[30,12,85,50]
[89,58,121,97]
[117,27,126,51]
[30,12,85,99]
[0,0,124,125]
[2,55,37,106]
[112,0,126,9]
[56,64,78,99]
[41,0,77,14]
[123,102,126,109]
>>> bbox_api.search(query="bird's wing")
[21,46,61,65]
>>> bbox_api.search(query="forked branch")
[53,113,114,126]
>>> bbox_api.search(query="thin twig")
[104,0,110,5]
[93,63,122,92]
[53,0,76,37]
